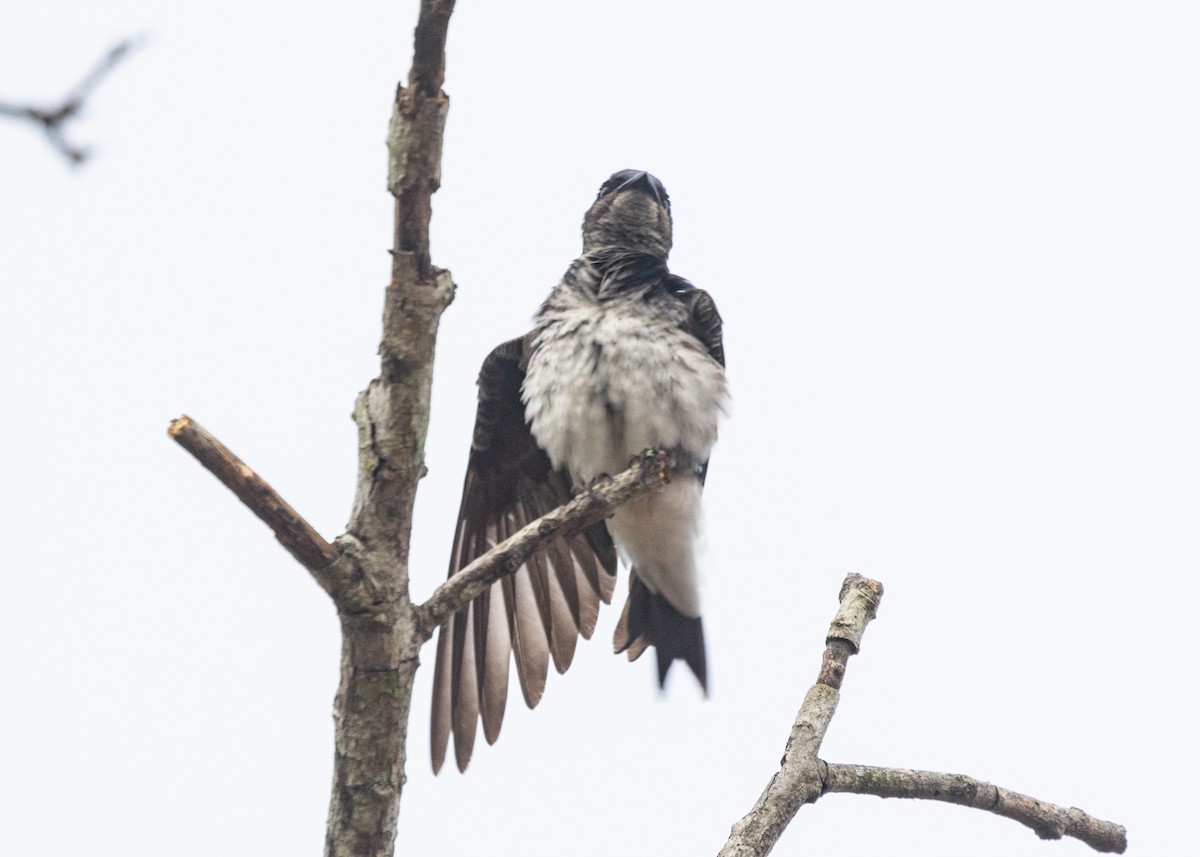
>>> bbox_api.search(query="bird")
[431,170,728,773]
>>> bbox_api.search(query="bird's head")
[581,170,673,258]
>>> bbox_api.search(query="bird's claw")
[575,473,614,499]
[630,448,672,484]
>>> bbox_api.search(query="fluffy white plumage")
[523,283,727,619]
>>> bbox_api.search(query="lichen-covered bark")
[325,608,418,857]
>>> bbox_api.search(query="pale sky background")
[1,2,1195,854]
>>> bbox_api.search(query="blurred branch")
[717,574,1127,856]
[0,37,139,164]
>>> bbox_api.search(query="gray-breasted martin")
[431,170,727,773]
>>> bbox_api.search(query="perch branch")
[167,416,340,580]
[0,38,139,164]
[824,764,1126,853]
[417,449,673,637]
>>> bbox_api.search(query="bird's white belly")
[523,307,727,482]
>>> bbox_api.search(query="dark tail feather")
[614,570,707,692]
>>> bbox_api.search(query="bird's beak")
[614,171,664,206]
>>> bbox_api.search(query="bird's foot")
[630,448,672,485]
[586,472,614,498]
[573,473,614,499]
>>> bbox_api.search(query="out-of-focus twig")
[0,37,140,165]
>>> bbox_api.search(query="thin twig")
[417,449,673,638]
[386,0,456,278]
[824,764,1127,853]
[718,574,883,857]
[0,38,140,164]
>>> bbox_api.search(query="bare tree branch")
[719,574,882,857]
[718,575,1127,855]
[824,764,1127,853]
[416,450,672,638]
[0,38,139,164]
[316,8,459,852]
[408,0,454,95]
[167,415,343,589]
[167,420,668,856]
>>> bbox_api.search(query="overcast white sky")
[2,1,1195,854]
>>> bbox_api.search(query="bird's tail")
[613,569,707,692]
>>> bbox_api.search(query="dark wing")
[671,276,725,484]
[431,336,618,774]
[677,284,725,369]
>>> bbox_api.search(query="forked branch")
[0,38,139,164]
[718,575,1126,856]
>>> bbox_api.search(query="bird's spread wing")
[431,336,618,773]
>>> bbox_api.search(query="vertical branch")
[718,575,883,857]
[324,3,457,856]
